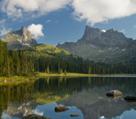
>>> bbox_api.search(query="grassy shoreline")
[36,72,97,77]
[0,76,35,86]
[37,73,136,78]
[0,73,136,86]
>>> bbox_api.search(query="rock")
[55,105,69,112]
[106,90,123,97]
[23,114,46,119]
[124,96,136,102]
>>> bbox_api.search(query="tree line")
[0,40,136,76]
[0,41,34,76]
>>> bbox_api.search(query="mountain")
[26,44,71,58]
[57,26,136,63]
[1,27,37,50]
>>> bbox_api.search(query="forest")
[0,40,136,76]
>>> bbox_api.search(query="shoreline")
[37,73,136,78]
[0,73,136,86]
[0,76,35,86]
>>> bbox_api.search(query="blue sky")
[1,0,136,45]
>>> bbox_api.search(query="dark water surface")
[0,77,136,119]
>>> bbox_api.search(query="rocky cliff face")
[78,26,133,48]
[2,27,37,50]
[57,26,136,63]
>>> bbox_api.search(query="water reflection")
[0,83,33,117]
[112,109,136,119]
[1,102,83,119]
[0,77,136,119]
[35,102,83,119]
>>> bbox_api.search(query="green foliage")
[0,40,8,75]
[0,42,136,76]
[0,40,34,76]
[35,44,70,55]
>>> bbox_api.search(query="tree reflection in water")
[0,77,136,119]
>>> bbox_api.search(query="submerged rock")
[124,96,136,102]
[23,114,47,119]
[106,90,123,97]
[55,104,69,112]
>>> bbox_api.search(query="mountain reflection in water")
[0,77,136,119]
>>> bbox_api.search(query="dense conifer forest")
[0,40,136,76]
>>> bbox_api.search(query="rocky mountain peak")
[57,26,136,63]
[81,26,102,42]
[3,27,37,50]
[79,26,132,48]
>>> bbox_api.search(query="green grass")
[0,76,35,86]
[1,72,136,86]
[36,72,97,78]
[25,44,71,59]
[35,44,70,55]
[36,72,136,78]
[0,72,96,86]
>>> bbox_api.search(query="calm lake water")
[0,77,136,119]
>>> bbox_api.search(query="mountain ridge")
[1,27,37,50]
[57,26,136,63]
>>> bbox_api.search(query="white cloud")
[1,0,71,17]
[72,0,136,24]
[1,0,136,24]
[27,24,44,39]
[101,29,106,33]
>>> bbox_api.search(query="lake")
[0,77,136,119]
